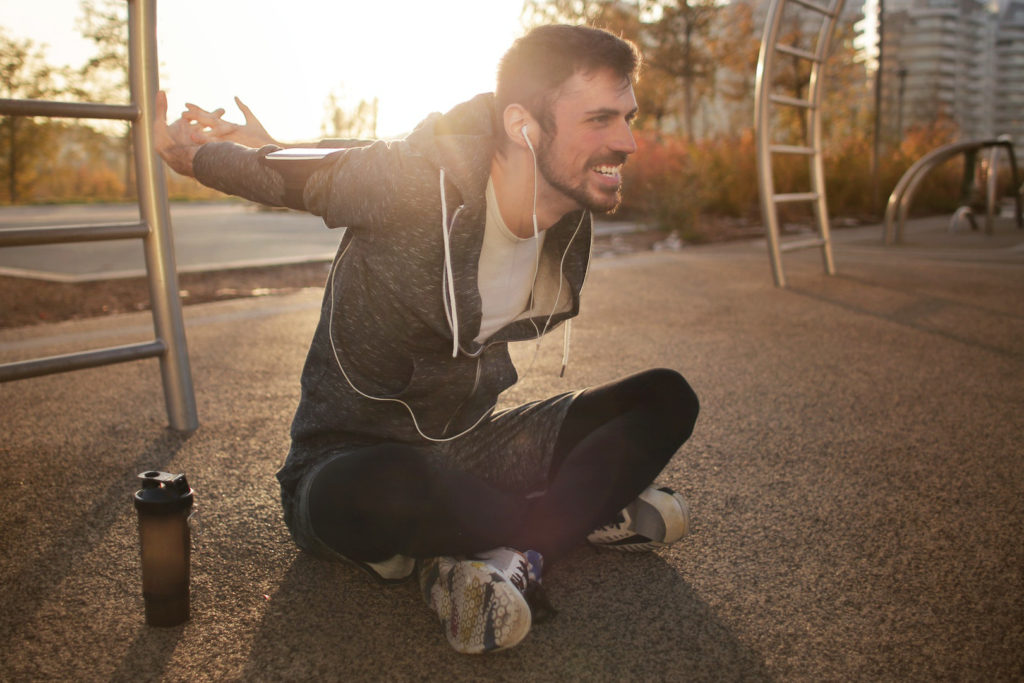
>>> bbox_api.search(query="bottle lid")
[133,471,194,514]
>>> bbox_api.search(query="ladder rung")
[780,238,827,253]
[775,43,821,63]
[0,222,149,247]
[0,97,139,121]
[770,144,816,155]
[0,341,165,382]
[788,0,837,17]
[774,192,820,203]
[770,94,814,109]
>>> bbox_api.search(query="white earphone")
[521,124,535,154]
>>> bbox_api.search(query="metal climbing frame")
[884,136,1023,245]
[754,0,846,288]
[0,0,198,431]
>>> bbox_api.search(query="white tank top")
[474,177,545,343]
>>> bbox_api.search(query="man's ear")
[502,104,537,151]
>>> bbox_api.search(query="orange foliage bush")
[621,120,972,240]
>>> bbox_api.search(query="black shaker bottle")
[133,471,194,626]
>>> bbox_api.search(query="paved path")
[0,215,1022,680]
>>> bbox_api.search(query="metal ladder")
[754,0,846,288]
[0,0,197,431]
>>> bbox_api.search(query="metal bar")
[755,0,788,286]
[807,0,841,276]
[771,144,816,155]
[0,341,164,382]
[986,145,998,235]
[775,43,820,63]
[770,94,814,109]
[0,98,138,121]
[0,222,148,247]
[774,192,820,203]
[780,238,827,252]
[129,0,198,432]
[1004,136,1024,230]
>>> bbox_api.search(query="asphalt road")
[0,202,337,281]
[0,202,645,281]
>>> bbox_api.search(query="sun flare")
[159,0,526,141]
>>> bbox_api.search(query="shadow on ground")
[240,548,771,681]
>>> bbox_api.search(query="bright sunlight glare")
[0,0,527,140]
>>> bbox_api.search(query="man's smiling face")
[536,68,639,214]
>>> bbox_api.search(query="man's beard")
[536,136,627,214]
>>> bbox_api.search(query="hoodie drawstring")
[439,169,460,359]
[438,168,584,374]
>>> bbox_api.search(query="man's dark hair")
[495,24,641,137]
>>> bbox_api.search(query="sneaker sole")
[336,553,415,585]
[592,488,690,552]
[426,558,532,654]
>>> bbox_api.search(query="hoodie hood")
[405,93,500,207]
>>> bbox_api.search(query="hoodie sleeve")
[299,139,412,230]
[192,139,413,230]
[192,142,288,206]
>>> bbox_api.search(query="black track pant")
[306,368,699,562]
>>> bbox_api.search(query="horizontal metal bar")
[775,43,820,62]
[0,98,139,121]
[774,192,820,203]
[780,237,827,252]
[0,341,165,382]
[788,0,836,16]
[770,144,816,155]
[0,222,149,247]
[770,94,814,109]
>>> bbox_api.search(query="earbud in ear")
[520,124,535,154]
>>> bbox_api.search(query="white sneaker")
[587,486,690,552]
[353,554,416,583]
[419,547,532,654]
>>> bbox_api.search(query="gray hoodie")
[193,93,593,518]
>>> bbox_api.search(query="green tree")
[0,29,64,203]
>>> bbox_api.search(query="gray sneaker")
[419,547,532,654]
[587,486,691,552]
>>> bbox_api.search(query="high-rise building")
[994,1,1024,143]
[878,0,1021,142]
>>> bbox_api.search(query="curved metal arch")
[884,137,1023,245]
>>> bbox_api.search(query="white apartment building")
[880,0,1022,143]
[994,1,1024,143]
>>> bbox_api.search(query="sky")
[0,0,528,140]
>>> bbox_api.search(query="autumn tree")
[76,0,133,196]
[522,0,738,139]
[0,29,65,203]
